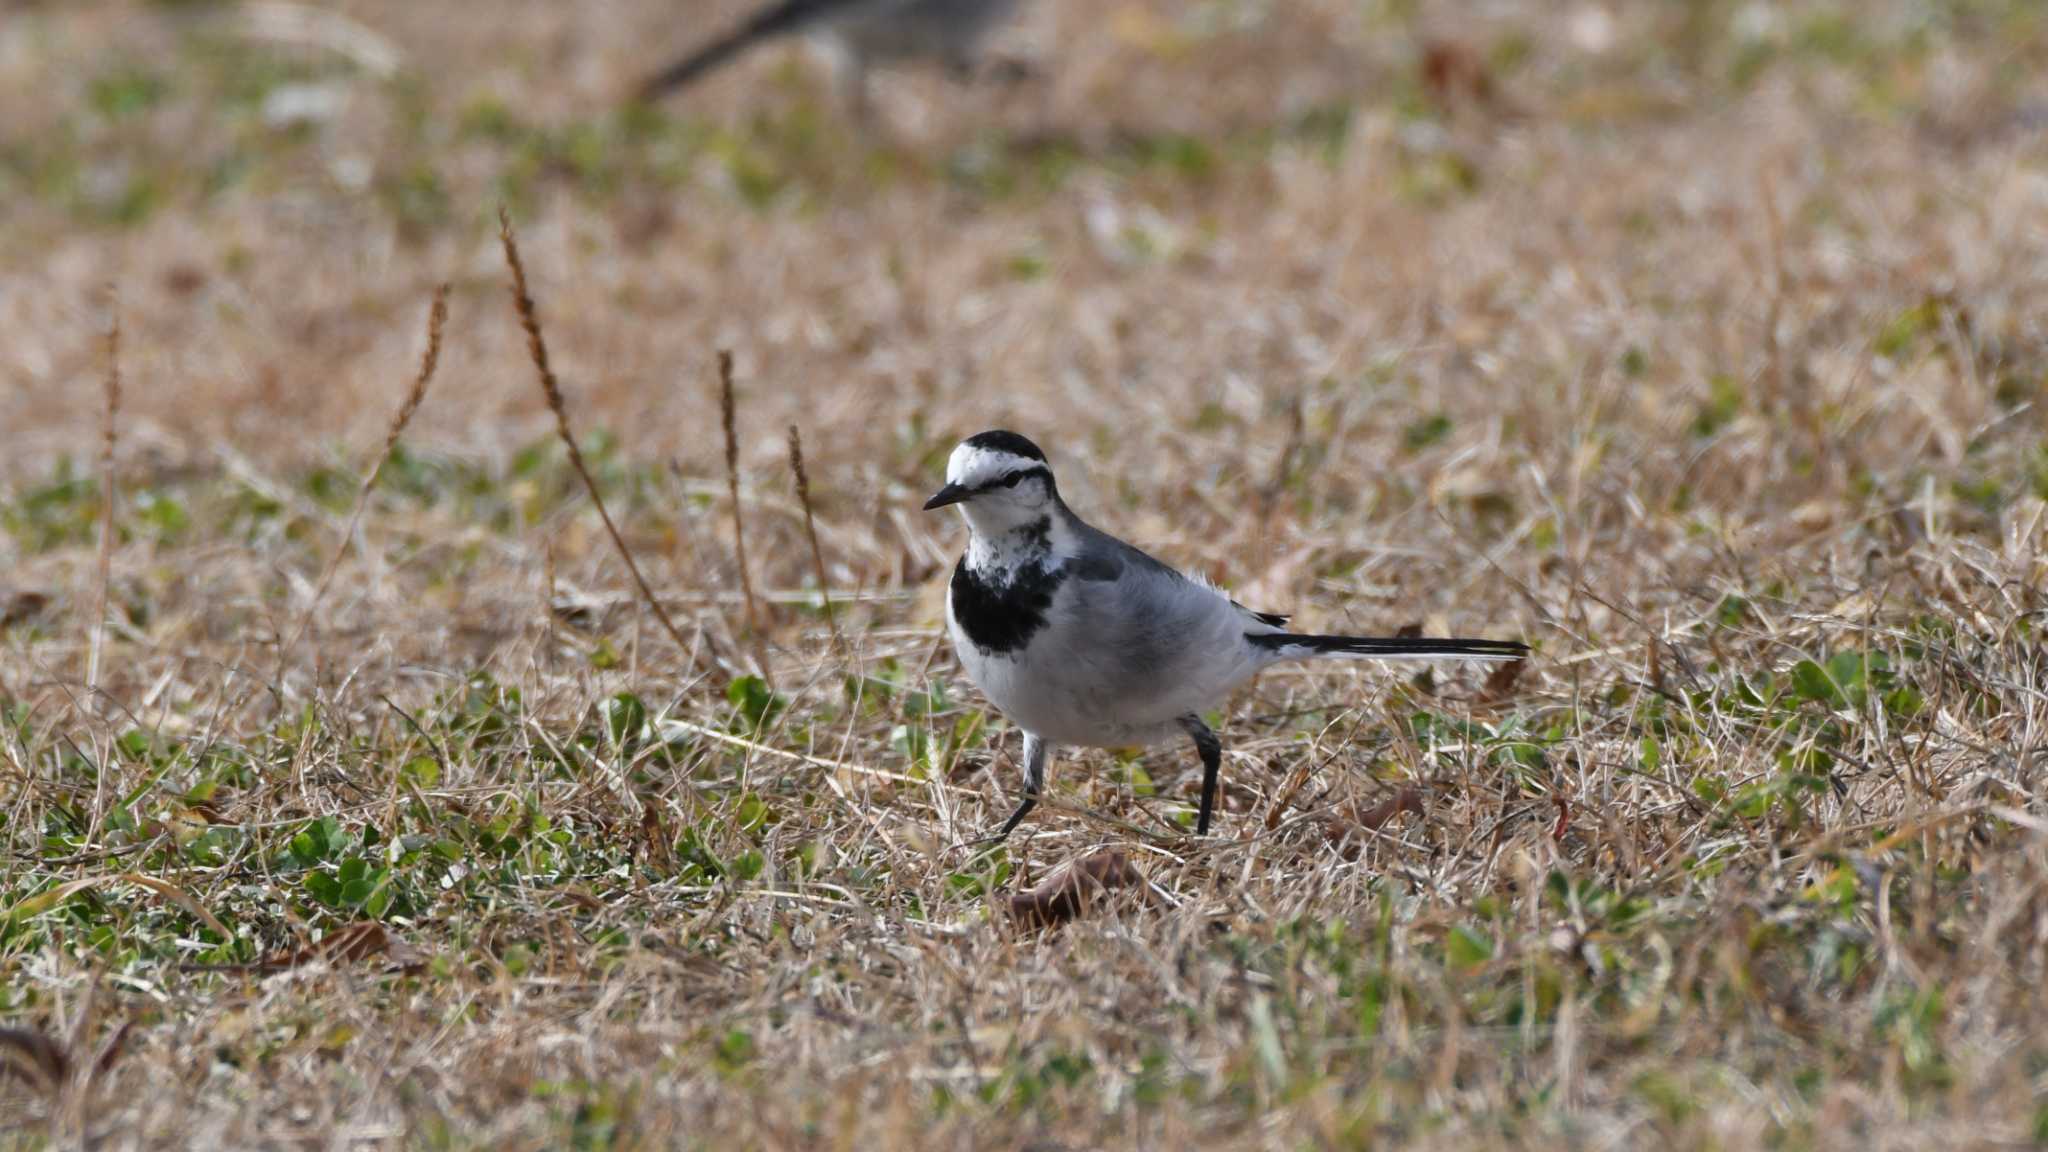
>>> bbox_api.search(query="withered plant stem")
[498,207,713,677]
[787,423,844,657]
[288,284,449,660]
[85,298,121,705]
[718,351,762,643]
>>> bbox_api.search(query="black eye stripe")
[979,466,1050,492]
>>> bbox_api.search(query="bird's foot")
[947,828,1017,863]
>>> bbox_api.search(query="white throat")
[961,505,1077,574]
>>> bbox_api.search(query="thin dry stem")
[787,423,844,657]
[85,299,120,706]
[498,206,716,678]
[287,283,449,656]
[719,350,762,640]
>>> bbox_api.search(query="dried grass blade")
[787,424,845,656]
[86,300,121,704]
[497,206,720,679]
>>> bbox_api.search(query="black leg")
[993,794,1036,840]
[1180,715,1221,835]
[985,732,1048,843]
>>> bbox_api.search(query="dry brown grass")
[3,1,2048,1148]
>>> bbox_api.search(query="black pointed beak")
[922,483,971,511]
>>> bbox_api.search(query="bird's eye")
[999,472,1026,488]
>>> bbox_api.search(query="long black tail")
[638,0,857,101]
[1248,633,1528,662]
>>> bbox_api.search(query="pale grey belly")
[951,618,1193,748]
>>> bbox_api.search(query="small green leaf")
[1692,374,1745,438]
[735,793,769,833]
[304,872,342,907]
[715,1029,754,1071]
[726,676,786,734]
[89,68,168,121]
[1826,650,1880,705]
[1883,683,1924,718]
[945,850,1010,898]
[399,756,440,788]
[290,816,343,867]
[1714,595,1750,628]
[1248,995,1288,1090]
[1876,299,1940,359]
[1790,659,1840,704]
[905,682,949,717]
[603,692,648,750]
[890,724,930,773]
[1124,762,1156,798]
[1403,413,1453,450]
[1446,924,1494,971]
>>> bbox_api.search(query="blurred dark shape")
[637,0,1027,117]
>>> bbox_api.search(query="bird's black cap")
[962,430,1046,462]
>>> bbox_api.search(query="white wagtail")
[923,430,1529,840]
[637,0,1024,113]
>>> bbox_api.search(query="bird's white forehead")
[946,443,1037,487]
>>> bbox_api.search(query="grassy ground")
[4,0,2048,1147]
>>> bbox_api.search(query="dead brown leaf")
[1006,851,1146,932]
[267,921,417,970]
[1360,787,1425,830]
[0,1027,69,1090]
[0,589,52,630]
[639,803,674,873]
[1480,658,1527,704]
[0,1017,130,1096]
[1327,787,1427,852]
[184,921,423,975]
[1421,39,1496,111]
